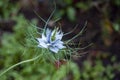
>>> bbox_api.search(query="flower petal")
[46,28,51,36]
[37,39,48,48]
[53,40,65,49]
[55,31,63,40]
[41,33,46,41]
[36,38,42,42]
[52,39,63,45]
[49,47,59,53]
[56,44,66,49]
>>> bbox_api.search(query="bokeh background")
[0,0,120,80]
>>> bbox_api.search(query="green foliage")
[54,0,91,21]
[113,22,120,32]
[67,6,76,21]
[64,0,73,5]
[79,54,120,80]
[0,0,19,19]
[113,0,120,6]
[75,2,90,10]
[54,0,76,21]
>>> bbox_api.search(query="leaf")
[76,2,89,10]
[67,7,76,21]
[64,0,73,5]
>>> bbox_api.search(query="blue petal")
[46,28,51,35]
[56,43,65,49]
[49,47,59,53]
[53,40,65,49]
[41,34,46,41]
[36,38,42,42]
[55,31,63,40]
[46,28,52,43]
[52,39,63,45]
[37,38,48,48]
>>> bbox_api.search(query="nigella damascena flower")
[37,28,66,53]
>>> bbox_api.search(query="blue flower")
[37,28,66,53]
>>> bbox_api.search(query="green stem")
[0,54,42,77]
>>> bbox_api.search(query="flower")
[37,28,66,53]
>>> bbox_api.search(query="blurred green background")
[0,0,120,80]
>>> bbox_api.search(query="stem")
[0,54,42,77]
[65,21,87,44]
